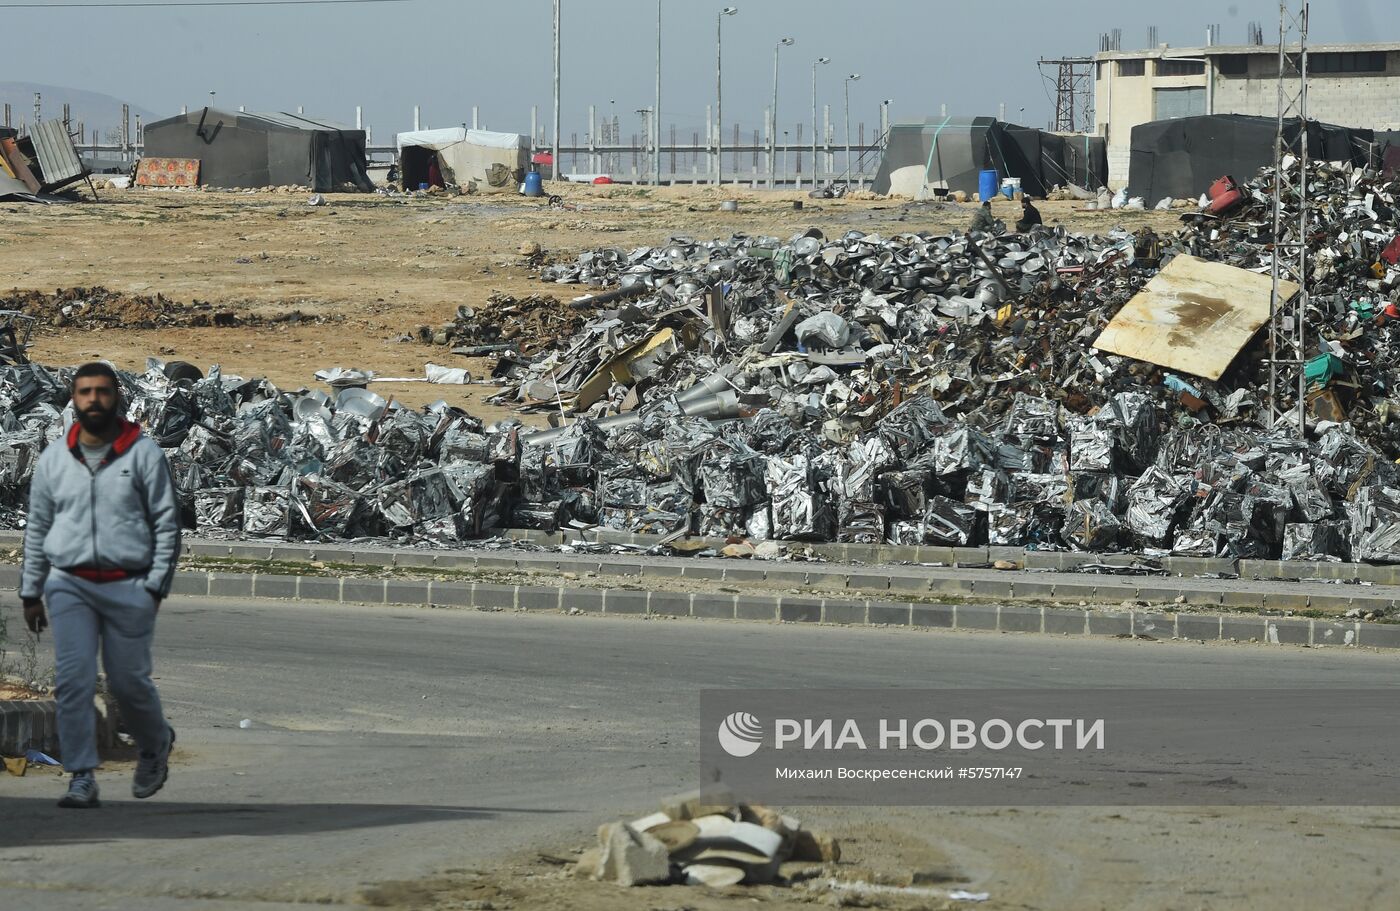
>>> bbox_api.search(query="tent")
[395,128,528,192]
[1128,114,1371,203]
[871,117,1107,198]
[142,108,374,191]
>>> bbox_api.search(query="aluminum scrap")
[4,160,1400,558]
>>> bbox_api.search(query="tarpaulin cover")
[873,117,1107,197]
[142,108,374,191]
[396,128,528,193]
[1128,114,1370,202]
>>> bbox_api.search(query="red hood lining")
[67,418,142,462]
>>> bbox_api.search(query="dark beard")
[77,407,117,435]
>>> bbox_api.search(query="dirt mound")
[2,287,336,331]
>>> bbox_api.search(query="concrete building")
[1093,42,1400,184]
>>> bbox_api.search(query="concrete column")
[705,103,713,184]
[471,106,478,129]
[588,104,597,173]
[413,105,420,130]
[531,106,538,151]
[763,106,771,181]
[823,104,832,176]
[355,106,363,129]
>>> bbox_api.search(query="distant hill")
[0,81,158,140]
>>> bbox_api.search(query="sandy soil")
[0,681,46,700]
[1,184,1180,426]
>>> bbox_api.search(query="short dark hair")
[73,361,120,392]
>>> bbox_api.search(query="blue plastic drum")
[978,169,999,203]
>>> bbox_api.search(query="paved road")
[2,598,1398,909]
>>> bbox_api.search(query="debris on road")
[575,789,841,888]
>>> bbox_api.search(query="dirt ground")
[1,184,1180,427]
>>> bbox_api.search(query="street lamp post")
[782,130,789,187]
[552,0,560,184]
[844,73,860,184]
[811,56,830,190]
[716,7,737,186]
[654,0,662,186]
[770,36,794,189]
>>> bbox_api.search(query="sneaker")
[132,726,175,799]
[58,772,100,809]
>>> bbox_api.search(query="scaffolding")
[1267,0,1310,433]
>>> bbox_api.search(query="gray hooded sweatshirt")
[20,418,182,601]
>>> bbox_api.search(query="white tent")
[395,128,529,193]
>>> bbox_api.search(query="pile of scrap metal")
[434,293,583,358]
[0,122,91,203]
[469,156,1400,560]
[5,159,1400,560]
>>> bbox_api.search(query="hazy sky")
[1,0,1392,143]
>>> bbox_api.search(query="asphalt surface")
[2,597,1399,909]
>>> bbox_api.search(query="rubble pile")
[433,292,579,357]
[1,287,333,331]
[575,789,840,888]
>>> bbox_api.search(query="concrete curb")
[8,529,1400,586]
[0,699,59,757]
[130,540,1400,617]
[6,540,1398,626]
[166,568,1399,650]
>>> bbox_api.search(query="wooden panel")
[135,157,201,187]
[1093,253,1298,381]
[0,139,40,193]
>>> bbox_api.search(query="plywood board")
[0,139,40,193]
[136,157,201,187]
[1092,253,1298,381]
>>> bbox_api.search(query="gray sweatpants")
[45,569,168,773]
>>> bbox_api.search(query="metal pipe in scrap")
[521,389,740,447]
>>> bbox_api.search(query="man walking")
[21,362,181,809]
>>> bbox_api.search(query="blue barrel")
[523,171,544,197]
[978,169,999,203]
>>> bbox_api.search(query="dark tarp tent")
[872,117,1107,198]
[142,108,374,191]
[1128,114,1373,202]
